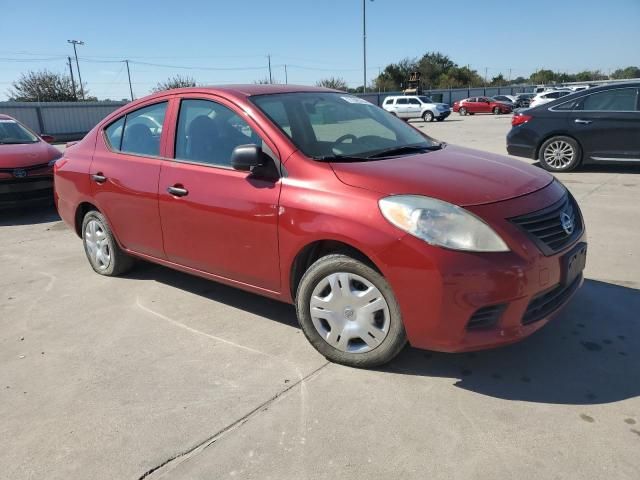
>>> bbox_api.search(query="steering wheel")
[334,134,357,145]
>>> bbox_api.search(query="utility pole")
[67,40,85,100]
[362,0,371,93]
[267,54,272,84]
[125,60,134,101]
[508,68,512,84]
[284,64,288,84]
[484,67,488,85]
[67,56,77,100]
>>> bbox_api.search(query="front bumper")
[376,180,586,352]
[436,110,451,119]
[0,176,54,208]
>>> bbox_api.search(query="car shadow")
[0,203,60,226]
[384,279,640,405]
[126,262,300,329]
[126,263,639,405]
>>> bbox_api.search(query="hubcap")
[544,140,574,169]
[85,219,111,270]
[309,272,390,353]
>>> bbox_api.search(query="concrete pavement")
[1,114,639,479]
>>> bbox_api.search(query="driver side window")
[175,99,261,167]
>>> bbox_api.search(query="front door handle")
[91,173,107,183]
[574,118,592,125]
[167,185,188,197]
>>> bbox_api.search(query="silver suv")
[382,95,451,122]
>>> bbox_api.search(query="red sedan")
[0,114,59,208]
[453,96,513,115]
[54,85,586,367]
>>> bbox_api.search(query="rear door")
[158,96,282,291]
[477,97,492,113]
[568,87,640,161]
[407,98,422,118]
[90,100,170,258]
[395,98,409,117]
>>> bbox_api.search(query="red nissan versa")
[453,97,512,115]
[0,114,59,208]
[54,85,586,368]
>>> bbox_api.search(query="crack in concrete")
[137,362,329,480]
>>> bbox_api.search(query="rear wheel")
[82,210,134,276]
[422,111,434,122]
[538,136,582,172]
[296,254,407,368]
[459,107,467,116]
[493,106,501,115]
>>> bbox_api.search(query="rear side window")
[105,117,124,150]
[120,102,167,156]
[580,88,638,111]
[396,98,408,105]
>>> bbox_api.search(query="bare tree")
[8,70,80,102]
[152,75,197,92]
[315,77,349,91]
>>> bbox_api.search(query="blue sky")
[0,0,639,100]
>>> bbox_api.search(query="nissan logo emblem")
[560,211,574,235]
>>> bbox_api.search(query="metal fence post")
[35,105,45,134]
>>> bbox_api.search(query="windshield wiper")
[315,154,369,162]
[365,144,443,159]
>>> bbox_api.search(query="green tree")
[574,70,607,82]
[490,74,506,86]
[611,66,640,79]
[8,70,80,102]
[529,69,557,85]
[152,75,197,92]
[316,77,348,91]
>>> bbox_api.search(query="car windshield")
[251,92,439,160]
[418,96,434,104]
[0,119,39,144]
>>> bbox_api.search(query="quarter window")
[117,102,167,156]
[580,88,638,111]
[175,99,261,167]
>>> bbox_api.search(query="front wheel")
[296,254,407,368]
[538,136,582,172]
[458,107,467,116]
[422,111,434,122]
[82,210,134,276]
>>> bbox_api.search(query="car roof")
[151,84,340,98]
[0,114,14,120]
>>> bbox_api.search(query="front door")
[395,98,409,118]
[158,97,281,292]
[569,87,640,161]
[90,100,169,258]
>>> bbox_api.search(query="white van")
[382,95,451,122]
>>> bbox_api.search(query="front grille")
[522,275,582,325]
[0,177,53,204]
[467,304,506,330]
[509,192,583,255]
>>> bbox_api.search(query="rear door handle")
[91,173,107,183]
[574,118,592,125]
[167,186,188,197]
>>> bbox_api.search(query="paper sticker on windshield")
[340,96,370,105]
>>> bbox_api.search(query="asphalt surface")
[1,114,639,480]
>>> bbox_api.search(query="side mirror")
[40,134,55,143]
[231,144,264,172]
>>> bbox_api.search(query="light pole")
[362,0,374,94]
[67,40,85,100]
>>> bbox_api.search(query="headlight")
[379,195,509,252]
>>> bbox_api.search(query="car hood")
[0,141,60,168]
[330,145,553,207]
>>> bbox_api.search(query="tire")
[422,111,434,122]
[458,107,467,116]
[538,136,582,172]
[81,210,134,276]
[493,106,501,115]
[469,112,475,115]
[296,254,407,368]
